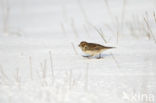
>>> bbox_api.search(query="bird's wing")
[87,43,103,50]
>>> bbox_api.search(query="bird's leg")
[97,53,102,59]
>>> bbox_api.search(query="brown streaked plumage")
[79,41,115,58]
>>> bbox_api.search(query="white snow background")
[0,0,156,103]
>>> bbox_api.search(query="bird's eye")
[82,44,85,47]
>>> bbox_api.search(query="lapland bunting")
[79,41,115,58]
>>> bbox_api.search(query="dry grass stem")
[15,68,21,89]
[71,18,79,38]
[0,65,9,81]
[92,25,107,43]
[84,63,89,91]
[153,12,156,23]
[104,0,115,23]
[121,0,126,31]
[15,68,20,83]
[60,23,67,37]
[29,56,33,80]
[116,31,119,44]
[43,59,47,79]
[2,0,10,36]
[71,42,78,55]
[144,17,156,43]
[69,69,72,90]
[40,60,48,86]
[111,53,120,69]
[49,51,54,78]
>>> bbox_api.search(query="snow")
[0,0,156,103]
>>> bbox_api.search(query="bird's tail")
[104,46,116,49]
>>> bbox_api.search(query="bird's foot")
[96,54,102,59]
[96,57,102,59]
[82,55,92,59]
[82,55,90,57]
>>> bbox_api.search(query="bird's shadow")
[82,53,111,59]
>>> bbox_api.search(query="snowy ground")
[0,0,156,103]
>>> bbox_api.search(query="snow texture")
[0,0,156,103]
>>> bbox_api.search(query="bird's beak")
[78,44,80,47]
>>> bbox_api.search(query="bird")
[79,41,115,59]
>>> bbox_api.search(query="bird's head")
[79,41,87,48]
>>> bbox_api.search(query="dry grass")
[0,65,9,82]
[0,0,23,36]
[29,56,33,80]
[104,0,115,24]
[49,51,54,79]
[15,68,20,83]
[0,2,155,102]
[110,53,120,69]
[14,68,21,88]
[60,23,67,37]
[84,63,89,91]
[126,15,141,38]
[116,31,119,44]
[1,0,10,36]
[103,0,125,44]
[70,18,79,38]
[121,0,127,31]
[125,12,156,42]
[90,25,107,43]
[40,59,48,86]
[71,42,78,55]
[69,69,73,90]
[43,59,47,79]
[154,12,156,23]
[144,17,156,43]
